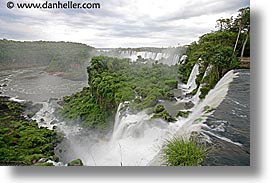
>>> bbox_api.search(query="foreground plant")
[161,136,207,166]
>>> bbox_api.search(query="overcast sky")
[0,0,249,48]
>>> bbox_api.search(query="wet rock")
[23,102,43,118]
[57,100,64,106]
[50,120,58,125]
[26,113,32,118]
[49,155,59,162]
[184,101,194,109]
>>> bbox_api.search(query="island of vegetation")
[57,56,179,130]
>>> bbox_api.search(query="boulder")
[50,120,58,125]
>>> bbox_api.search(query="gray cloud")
[0,0,249,47]
[157,0,250,22]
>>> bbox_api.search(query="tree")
[233,7,250,56]
[216,17,233,31]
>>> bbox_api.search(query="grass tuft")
[161,136,207,166]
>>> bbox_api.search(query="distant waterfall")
[117,50,180,65]
[118,50,170,61]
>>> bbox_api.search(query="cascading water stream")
[178,64,199,93]
[176,70,237,137]
[27,64,240,166]
[113,102,124,133]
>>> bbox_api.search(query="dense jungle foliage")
[58,56,178,129]
[0,97,61,165]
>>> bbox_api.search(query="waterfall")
[149,70,237,165]
[176,70,237,137]
[178,64,199,93]
[113,103,124,132]
[190,65,212,105]
[83,111,171,166]
[117,50,179,65]
[112,102,125,140]
[186,64,199,90]
[180,55,187,63]
[172,55,180,65]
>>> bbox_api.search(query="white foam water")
[32,101,82,137]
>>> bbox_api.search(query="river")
[0,67,87,102]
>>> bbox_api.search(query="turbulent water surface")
[203,69,250,165]
[0,66,250,166]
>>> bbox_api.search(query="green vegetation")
[151,104,176,122]
[161,137,207,166]
[87,56,178,110]
[0,97,61,165]
[0,39,94,80]
[57,87,107,130]
[179,7,250,99]
[67,159,84,166]
[176,110,191,118]
[203,105,216,113]
[153,104,165,113]
[58,56,178,129]
[34,162,54,166]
